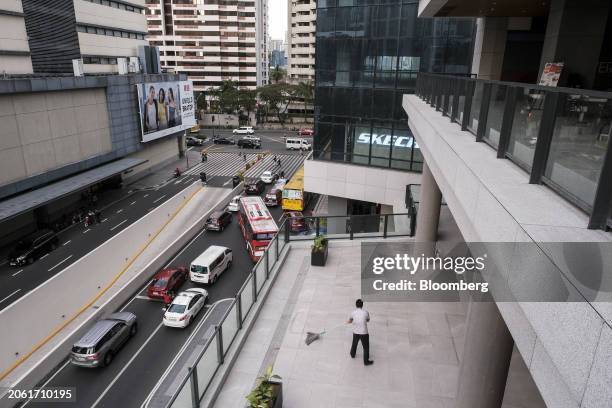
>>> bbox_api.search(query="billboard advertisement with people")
[137,80,196,142]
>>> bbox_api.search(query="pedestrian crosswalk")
[183,152,306,182]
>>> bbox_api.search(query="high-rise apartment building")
[146,0,269,91]
[0,1,33,74]
[287,0,315,83]
[20,0,148,74]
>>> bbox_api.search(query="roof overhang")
[0,157,147,222]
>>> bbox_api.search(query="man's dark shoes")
[364,360,374,366]
[350,353,355,359]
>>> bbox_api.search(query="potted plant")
[246,366,282,408]
[311,235,328,266]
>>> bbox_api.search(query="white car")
[227,196,241,212]
[162,288,208,328]
[260,171,278,184]
[233,126,255,135]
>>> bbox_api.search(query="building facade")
[314,0,475,172]
[20,0,148,75]
[287,0,315,83]
[145,0,268,91]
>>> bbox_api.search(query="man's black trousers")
[350,333,370,363]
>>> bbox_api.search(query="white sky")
[268,0,287,40]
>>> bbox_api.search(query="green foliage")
[312,235,328,252]
[257,83,297,125]
[236,171,245,182]
[270,66,286,84]
[246,366,281,408]
[246,162,251,170]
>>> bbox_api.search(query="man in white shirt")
[347,299,373,366]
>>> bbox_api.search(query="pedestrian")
[243,153,247,162]
[94,209,102,223]
[347,299,373,366]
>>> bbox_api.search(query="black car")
[213,137,235,145]
[245,180,265,195]
[9,230,60,266]
[204,210,233,231]
[237,138,261,149]
[186,136,205,146]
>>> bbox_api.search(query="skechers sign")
[356,133,419,149]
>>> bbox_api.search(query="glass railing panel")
[455,80,467,125]
[268,236,278,268]
[507,88,546,170]
[386,214,413,236]
[351,215,385,238]
[323,216,351,239]
[196,340,219,399]
[240,274,255,321]
[170,377,193,408]
[544,94,612,207]
[255,259,266,294]
[221,301,239,355]
[483,84,507,148]
[467,82,484,135]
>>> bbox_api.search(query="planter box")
[269,381,283,408]
[311,242,328,266]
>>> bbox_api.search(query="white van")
[285,138,312,150]
[190,245,233,285]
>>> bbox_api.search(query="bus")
[282,166,312,212]
[238,196,279,262]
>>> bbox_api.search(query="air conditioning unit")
[128,56,140,73]
[117,57,129,75]
[72,59,84,77]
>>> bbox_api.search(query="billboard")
[137,80,196,142]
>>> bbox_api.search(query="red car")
[298,128,314,136]
[286,211,308,232]
[147,267,188,304]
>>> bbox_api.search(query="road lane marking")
[130,201,137,205]
[90,322,164,408]
[174,180,182,185]
[0,260,7,266]
[152,194,166,204]
[40,254,49,260]
[83,229,91,234]
[110,220,127,231]
[62,240,71,246]
[140,299,231,408]
[143,194,149,198]
[135,295,152,301]
[128,190,133,194]
[0,289,21,304]
[116,209,123,214]
[101,218,108,223]
[12,270,23,277]
[48,255,73,272]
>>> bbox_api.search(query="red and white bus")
[238,196,279,262]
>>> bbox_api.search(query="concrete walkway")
[213,240,467,408]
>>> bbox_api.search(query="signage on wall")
[356,133,419,149]
[539,62,564,87]
[137,80,196,143]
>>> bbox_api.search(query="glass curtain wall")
[314,0,475,171]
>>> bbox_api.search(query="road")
[0,131,307,312]
[19,136,309,408]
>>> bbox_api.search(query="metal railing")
[160,212,412,407]
[416,73,612,230]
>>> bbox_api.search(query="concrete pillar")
[471,17,508,80]
[455,301,514,408]
[539,0,611,88]
[415,161,441,242]
[326,195,348,235]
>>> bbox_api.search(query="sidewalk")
[213,240,466,408]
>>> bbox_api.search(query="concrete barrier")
[0,182,243,407]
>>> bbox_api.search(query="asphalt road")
[0,131,307,312]
[19,145,309,408]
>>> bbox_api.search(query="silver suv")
[70,312,137,367]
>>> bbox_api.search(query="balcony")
[416,73,612,230]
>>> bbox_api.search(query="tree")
[207,80,240,114]
[238,89,257,123]
[257,83,296,125]
[295,81,314,121]
[270,66,286,84]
